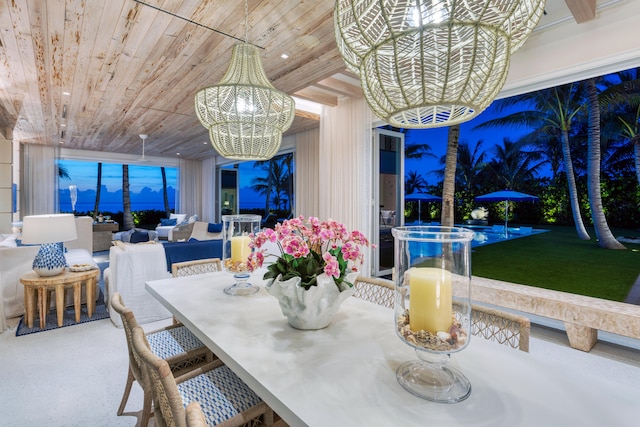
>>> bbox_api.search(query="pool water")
[461,225,549,247]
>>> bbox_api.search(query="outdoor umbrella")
[475,190,538,231]
[405,193,442,223]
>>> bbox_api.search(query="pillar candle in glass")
[391,226,474,403]
[222,214,261,296]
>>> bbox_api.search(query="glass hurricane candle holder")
[222,214,261,296]
[391,226,474,403]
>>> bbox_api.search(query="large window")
[219,152,295,217]
[57,159,177,215]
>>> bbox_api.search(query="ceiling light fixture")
[194,0,295,160]
[334,0,546,128]
[139,134,149,162]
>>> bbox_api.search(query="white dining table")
[146,271,638,427]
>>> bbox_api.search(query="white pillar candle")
[408,267,452,333]
[231,235,252,263]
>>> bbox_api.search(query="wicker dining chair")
[353,276,396,308]
[170,258,223,325]
[470,304,530,352]
[111,292,214,427]
[131,326,274,427]
[172,258,223,277]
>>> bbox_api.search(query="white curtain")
[200,156,216,222]
[178,158,202,218]
[319,98,374,276]
[294,128,320,217]
[21,143,57,215]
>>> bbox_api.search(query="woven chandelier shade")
[334,0,546,128]
[195,43,295,160]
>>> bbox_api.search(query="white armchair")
[155,213,187,240]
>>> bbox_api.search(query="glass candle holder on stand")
[391,226,474,403]
[222,214,261,296]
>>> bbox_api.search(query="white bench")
[471,276,640,351]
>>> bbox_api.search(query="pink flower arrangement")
[248,216,373,290]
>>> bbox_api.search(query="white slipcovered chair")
[156,213,187,240]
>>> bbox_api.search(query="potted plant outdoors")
[247,215,373,329]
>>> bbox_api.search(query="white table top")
[146,271,638,427]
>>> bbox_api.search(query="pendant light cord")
[134,0,263,49]
[244,0,249,43]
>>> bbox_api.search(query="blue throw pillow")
[130,230,150,243]
[208,223,222,233]
[160,218,177,226]
[188,237,200,242]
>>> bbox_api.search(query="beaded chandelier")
[195,1,294,160]
[334,0,547,128]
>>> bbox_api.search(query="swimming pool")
[461,225,549,247]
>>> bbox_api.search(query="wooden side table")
[20,269,100,329]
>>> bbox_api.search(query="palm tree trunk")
[122,165,134,230]
[560,129,591,240]
[633,135,640,186]
[161,166,170,216]
[585,78,626,250]
[93,162,102,220]
[441,125,459,227]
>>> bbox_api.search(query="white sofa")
[0,216,98,331]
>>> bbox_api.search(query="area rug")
[15,260,110,336]
[15,293,109,336]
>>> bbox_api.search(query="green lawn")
[471,225,640,302]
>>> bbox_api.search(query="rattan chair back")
[353,276,396,308]
[185,402,208,427]
[172,258,222,277]
[470,304,530,352]
[131,326,274,427]
[111,292,153,425]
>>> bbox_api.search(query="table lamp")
[21,214,78,276]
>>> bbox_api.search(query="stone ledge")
[471,276,640,352]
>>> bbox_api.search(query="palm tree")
[122,165,134,230]
[452,140,487,195]
[441,125,460,227]
[585,78,626,250]
[93,162,102,219]
[405,170,427,194]
[475,84,591,240]
[58,164,70,179]
[251,156,290,213]
[599,67,640,185]
[161,166,170,216]
[486,138,545,190]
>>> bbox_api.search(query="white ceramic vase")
[266,272,357,330]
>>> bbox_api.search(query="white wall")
[0,132,12,233]
[502,0,640,98]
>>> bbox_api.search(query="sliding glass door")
[372,128,404,277]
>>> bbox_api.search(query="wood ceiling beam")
[293,87,338,107]
[315,77,363,98]
[565,0,596,24]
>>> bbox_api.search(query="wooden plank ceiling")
[0,0,595,160]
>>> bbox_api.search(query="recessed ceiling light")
[176,152,181,156]
[60,124,66,127]
[281,53,289,59]
[62,91,70,96]
[59,141,64,144]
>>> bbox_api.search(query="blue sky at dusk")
[404,102,535,186]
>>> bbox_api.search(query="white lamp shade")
[21,214,78,244]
